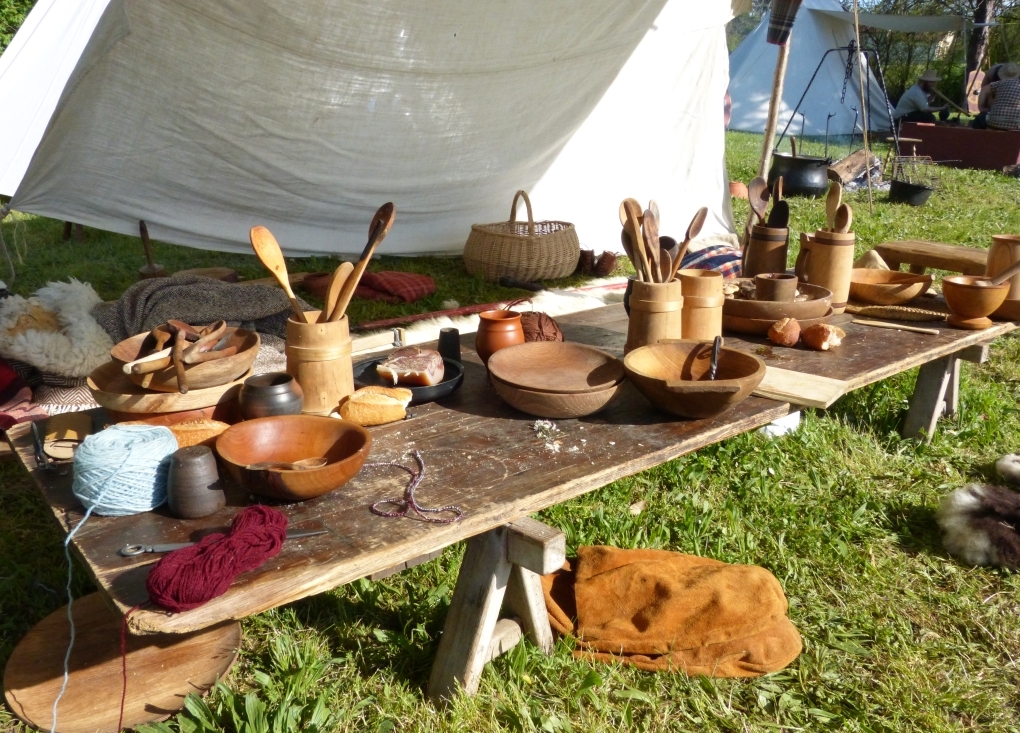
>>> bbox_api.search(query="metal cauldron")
[768,152,832,197]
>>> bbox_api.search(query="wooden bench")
[873,240,987,276]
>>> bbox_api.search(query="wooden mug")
[286,311,354,415]
[754,273,798,302]
[743,225,789,278]
[625,280,683,353]
[678,270,723,341]
[795,231,855,314]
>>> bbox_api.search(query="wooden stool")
[873,240,987,276]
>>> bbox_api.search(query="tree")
[1,0,36,52]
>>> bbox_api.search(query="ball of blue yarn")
[72,425,179,517]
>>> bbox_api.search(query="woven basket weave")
[464,190,580,282]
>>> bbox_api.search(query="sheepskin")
[0,279,113,378]
[937,483,1020,568]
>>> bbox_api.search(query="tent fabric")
[728,0,893,138]
[0,0,742,258]
[814,10,965,34]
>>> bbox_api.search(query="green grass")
[3,133,1020,732]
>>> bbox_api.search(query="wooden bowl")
[111,328,259,392]
[723,308,833,336]
[623,340,766,419]
[215,415,371,501]
[487,342,624,394]
[88,361,248,414]
[723,281,832,320]
[105,401,241,426]
[489,373,624,418]
[849,269,932,305]
[942,276,1010,320]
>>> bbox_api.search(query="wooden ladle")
[748,177,769,226]
[250,226,308,323]
[329,202,396,322]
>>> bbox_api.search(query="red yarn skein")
[146,505,288,612]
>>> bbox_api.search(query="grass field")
[2,132,1020,732]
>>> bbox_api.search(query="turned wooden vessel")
[743,225,789,278]
[678,270,723,341]
[286,311,354,416]
[625,280,683,354]
[795,231,855,313]
[848,269,931,306]
[942,275,1009,330]
[987,234,1020,320]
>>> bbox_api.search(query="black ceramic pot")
[167,445,225,519]
[888,179,934,206]
[238,372,304,419]
[768,153,832,197]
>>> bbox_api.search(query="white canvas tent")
[728,0,893,138]
[0,0,747,257]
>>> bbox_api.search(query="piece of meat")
[376,347,445,387]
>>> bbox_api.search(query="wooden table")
[5,304,1015,709]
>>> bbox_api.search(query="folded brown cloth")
[542,546,802,677]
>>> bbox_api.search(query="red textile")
[0,357,47,430]
[146,505,288,612]
[355,271,436,303]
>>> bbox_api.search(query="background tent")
[729,0,893,139]
[0,0,746,258]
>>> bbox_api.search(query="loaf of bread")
[801,324,845,351]
[768,318,801,347]
[335,386,412,426]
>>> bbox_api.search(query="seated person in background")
[893,69,950,124]
[975,62,1020,131]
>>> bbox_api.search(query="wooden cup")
[743,225,789,278]
[285,311,354,416]
[678,270,723,341]
[625,280,683,354]
[795,231,855,314]
[754,273,798,302]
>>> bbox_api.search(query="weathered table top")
[6,304,1014,635]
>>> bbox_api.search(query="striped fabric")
[679,245,743,279]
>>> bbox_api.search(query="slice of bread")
[336,387,411,426]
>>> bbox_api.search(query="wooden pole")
[852,0,875,214]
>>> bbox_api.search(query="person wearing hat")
[893,69,950,124]
[974,62,1020,130]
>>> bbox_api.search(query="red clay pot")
[475,310,525,366]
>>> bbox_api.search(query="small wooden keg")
[743,225,789,278]
[678,270,723,341]
[795,231,855,314]
[988,234,1020,320]
[285,311,354,415]
[625,280,683,354]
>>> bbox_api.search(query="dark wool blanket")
[91,275,311,344]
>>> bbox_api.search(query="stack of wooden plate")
[723,281,833,335]
[486,342,626,418]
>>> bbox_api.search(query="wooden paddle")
[249,226,308,323]
[317,261,354,323]
[669,207,708,282]
[825,181,842,231]
[330,202,396,322]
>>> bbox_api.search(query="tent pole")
[852,0,874,214]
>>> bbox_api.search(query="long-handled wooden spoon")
[137,220,167,279]
[825,181,842,231]
[642,208,661,281]
[250,226,308,323]
[773,175,784,204]
[834,203,853,233]
[330,202,396,322]
[618,198,642,228]
[317,261,355,323]
[669,206,709,282]
[987,257,1020,286]
[748,177,769,226]
[621,229,642,282]
[767,199,790,229]
[623,199,650,284]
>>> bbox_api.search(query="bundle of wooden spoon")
[120,320,234,394]
[823,181,853,233]
[618,198,708,284]
[747,175,790,230]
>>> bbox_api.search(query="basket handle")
[509,190,536,237]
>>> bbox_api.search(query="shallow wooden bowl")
[88,361,249,414]
[722,308,833,336]
[849,269,932,305]
[623,340,766,419]
[942,276,1010,319]
[723,281,832,320]
[111,328,259,392]
[487,341,625,394]
[489,373,624,418]
[215,415,371,501]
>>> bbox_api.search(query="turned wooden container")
[625,280,683,354]
[743,225,789,278]
[678,270,723,341]
[795,230,855,314]
[987,234,1020,320]
[285,311,354,416]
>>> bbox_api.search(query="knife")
[118,528,327,556]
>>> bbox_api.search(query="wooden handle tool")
[852,318,940,336]
[330,202,396,322]
[642,208,661,282]
[670,206,708,282]
[623,199,650,284]
[319,261,354,323]
[172,329,189,394]
[249,226,309,323]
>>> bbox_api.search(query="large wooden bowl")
[111,328,259,393]
[489,373,624,418]
[623,341,766,419]
[942,276,1010,319]
[723,281,832,320]
[88,361,248,414]
[486,341,624,394]
[849,269,932,305]
[216,415,371,501]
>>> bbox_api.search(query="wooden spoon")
[642,208,661,282]
[790,136,798,158]
[825,181,842,231]
[989,258,1020,286]
[122,347,172,375]
[623,199,650,284]
[773,175,784,203]
[834,203,853,233]
[250,226,308,323]
[659,250,674,283]
[330,202,396,322]
[669,206,709,282]
[137,220,166,279]
[172,329,189,395]
[618,198,642,228]
[767,199,790,229]
[748,177,769,226]
[648,200,660,224]
[317,261,354,323]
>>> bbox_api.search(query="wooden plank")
[503,565,554,653]
[901,355,954,441]
[873,240,987,276]
[958,343,990,364]
[506,518,566,576]
[754,367,849,409]
[486,618,523,662]
[427,527,511,701]
[369,548,444,581]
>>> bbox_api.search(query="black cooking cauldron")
[768,152,832,197]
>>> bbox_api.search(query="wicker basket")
[464,190,580,282]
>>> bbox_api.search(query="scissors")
[119,528,327,557]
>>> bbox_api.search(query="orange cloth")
[542,546,802,677]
